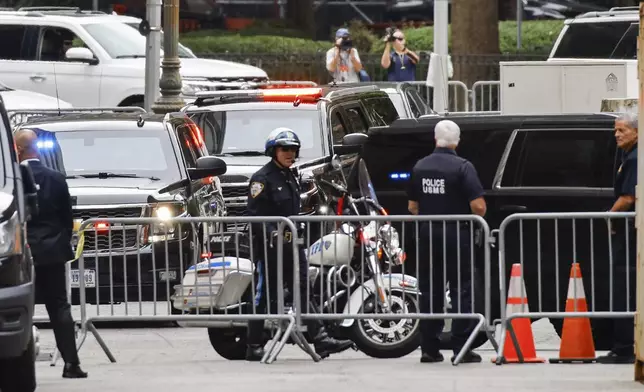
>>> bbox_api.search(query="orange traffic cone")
[549,263,596,364]
[493,263,545,364]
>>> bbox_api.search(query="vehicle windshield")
[37,127,182,182]
[551,21,634,59]
[189,109,324,160]
[83,22,195,59]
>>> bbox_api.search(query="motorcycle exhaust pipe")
[335,265,357,288]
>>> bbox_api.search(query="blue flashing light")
[389,172,410,180]
[36,140,54,149]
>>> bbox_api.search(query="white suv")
[548,6,638,61]
[0,9,268,108]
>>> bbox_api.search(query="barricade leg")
[452,314,488,365]
[86,320,117,363]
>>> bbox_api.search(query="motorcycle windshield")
[358,158,379,206]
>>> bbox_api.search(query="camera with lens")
[339,36,353,51]
[385,27,397,42]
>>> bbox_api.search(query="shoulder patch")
[250,182,264,198]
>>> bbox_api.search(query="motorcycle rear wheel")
[349,291,421,358]
[208,327,248,360]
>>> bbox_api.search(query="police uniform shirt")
[614,143,638,212]
[407,147,484,216]
[247,160,301,237]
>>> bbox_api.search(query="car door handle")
[499,204,528,212]
[29,74,46,82]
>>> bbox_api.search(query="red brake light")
[260,88,323,104]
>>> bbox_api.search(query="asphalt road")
[33,314,643,392]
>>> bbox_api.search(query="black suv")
[12,110,228,306]
[184,84,400,234]
[0,98,39,391]
[359,112,622,350]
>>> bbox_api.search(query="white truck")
[499,6,639,115]
[0,8,268,108]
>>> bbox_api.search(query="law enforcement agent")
[245,128,353,361]
[15,129,88,378]
[406,120,487,364]
[598,112,638,364]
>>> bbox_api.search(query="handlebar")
[320,178,348,195]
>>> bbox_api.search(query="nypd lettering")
[422,178,445,194]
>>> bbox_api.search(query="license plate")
[70,269,96,288]
[159,270,177,281]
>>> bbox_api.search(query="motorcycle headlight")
[147,203,186,242]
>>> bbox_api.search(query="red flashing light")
[201,252,212,259]
[260,88,323,104]
[94,222,109,233]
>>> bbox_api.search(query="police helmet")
[264,127,301,158]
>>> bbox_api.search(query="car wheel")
[0,329,37,392]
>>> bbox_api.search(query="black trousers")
[247,243,325,345]
[609,228,637,356]
[417,225,478,355]
[35,263,79,365]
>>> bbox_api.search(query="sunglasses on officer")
[278,146,299,152]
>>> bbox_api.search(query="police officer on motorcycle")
[245,127,354,361]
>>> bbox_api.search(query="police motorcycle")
[170,156,421,360]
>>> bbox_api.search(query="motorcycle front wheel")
[349,291,421,358]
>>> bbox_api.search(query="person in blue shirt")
[407,120,487,364]
[380,29,419,82]
[598,112,638,364]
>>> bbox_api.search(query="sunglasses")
[279,146,298,152]
[394,37,404,41]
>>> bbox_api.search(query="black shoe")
[451,351,482,364]
[62,363,88,379]
[597,351,635,364]
[313,337,354,359]
[420,351,444,363]
[245,345,265,362]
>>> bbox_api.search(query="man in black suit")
[15,129,87,379]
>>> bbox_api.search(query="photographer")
[326,28,363,83]
[380,28,419,82]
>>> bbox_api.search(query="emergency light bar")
[191,87,324,107]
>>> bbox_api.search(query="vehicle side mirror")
[188,156,227,180]
[65,47,98,65]
[334,133,368,155]
[19,162,39,221]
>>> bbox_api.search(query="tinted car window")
[0,25,31,60]
[363,96,399,125]
[344,106,369,133]
[37,127,182,182]
[552,21,633,59]
[189,109,323,160]
[611,22,637,59]
[502,130,615,188]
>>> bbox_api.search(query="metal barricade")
[290,214,498,365]
[72,216,318,364]
[470,81,500,112]
[406,81,470,113]
[495,212,637,365]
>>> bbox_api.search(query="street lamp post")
[151,0,184,114]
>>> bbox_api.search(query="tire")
[349,291,421,359]
[208,327,248,360]
[0,330,37,392]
